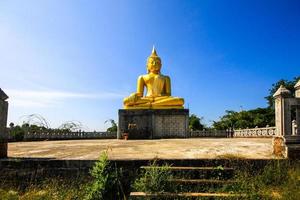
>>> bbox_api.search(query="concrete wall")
[154,114,188,138]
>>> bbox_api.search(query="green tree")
[213,76,299,130]
[265,76,300,108]
[105,119,117,133]
[189,114,204,131]
[213,108,275,130]
[9,122,14,128]
[9,125,25,141]
[58,120,82,132]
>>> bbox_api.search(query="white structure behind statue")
[273,80,300,158]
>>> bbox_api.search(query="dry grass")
[0,178,87,200]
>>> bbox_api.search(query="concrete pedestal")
[284,135,300,159]
[118,109,189,139]
[0,143,7,158]
[273,135,300,159]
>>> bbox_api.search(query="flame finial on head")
[150,45,159,58]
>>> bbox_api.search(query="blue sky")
[0,0,299,130]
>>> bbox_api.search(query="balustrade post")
[0,89,9,158]
[292,120,297,136]
[295,79,300,136]
[273,85,292,136]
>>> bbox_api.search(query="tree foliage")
[20,114,50,129]
[213,76,299,130]
[189,114,204,131]
[265,76,300,108]
[105,119,117,133]
[213,108,275,130]
[9,125,25,141]
[58,121,83,132]
[8,114,85,141]
[9,123,72,141]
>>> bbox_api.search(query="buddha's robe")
[123,73,184,109]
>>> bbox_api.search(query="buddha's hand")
[127,93,140,103]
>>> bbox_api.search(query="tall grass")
[0,152,126,200]
[0,178,87,200]
[1,159,299,200]
[223,160,300,200]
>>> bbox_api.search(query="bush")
[9,126,25,141]
[84,152,125,200]
[132,161,175,193]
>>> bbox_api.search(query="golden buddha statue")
[123,47,184,109]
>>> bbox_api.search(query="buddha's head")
[147,47,162,74]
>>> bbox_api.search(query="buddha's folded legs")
[151,97,184,106]
[123,96,151,106]
[123,95,184,108]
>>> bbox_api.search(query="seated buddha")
[123,47,184,109]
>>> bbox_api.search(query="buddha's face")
[147,57,161,74]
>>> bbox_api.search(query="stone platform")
[118,109,189,139]
[6,138,275,160]
[0,138,278,180]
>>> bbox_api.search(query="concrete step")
[141,166,234,171]
[169,178,237,193]
[170,178,237,184]
[140,166,235,179]
[130,191,245,199]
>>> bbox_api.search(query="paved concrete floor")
[7,138,275,160]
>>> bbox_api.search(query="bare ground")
[7,138,276,160]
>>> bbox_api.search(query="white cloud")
[5,89,125,108]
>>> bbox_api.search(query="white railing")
[233,127,276,138]
[191,127,277,138]
[190,130,230,138]
[8,127,278,141]
[9,131,117,141]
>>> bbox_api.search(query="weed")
[84,151,125,200]
[132,160,175,194]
